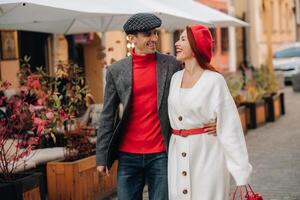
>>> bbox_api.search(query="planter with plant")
[46,121,118,200]
[256,65,282,122]
[32,61,118,200]
[240,81,267,129]
[225,72,248,133]
[279,91,285,115]
[0,80,50,200]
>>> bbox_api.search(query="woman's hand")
[232,185,247,200]
[236,185,246,190]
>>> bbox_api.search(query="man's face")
[129,29,159,55]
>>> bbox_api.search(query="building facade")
[234,0,296,68]
[1,0,297,100]
[196,0,231,72]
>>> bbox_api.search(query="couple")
[96,13,252,200]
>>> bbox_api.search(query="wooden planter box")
[238,105,248,134]
[263,93,281,122]
[279,92,285,115]
[47,155,117,200]
[0,172,44,200]
[241,100,266,129]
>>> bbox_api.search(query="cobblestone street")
[243,86,300,200]
[109,86,300,200]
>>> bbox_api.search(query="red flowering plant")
[18,58,71,148]
[0,81,50,181]
[18,57,93,161]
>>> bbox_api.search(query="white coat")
[167,69,252,200]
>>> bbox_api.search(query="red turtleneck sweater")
[119,50,165,153]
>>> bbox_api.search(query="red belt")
[172,127,206,137]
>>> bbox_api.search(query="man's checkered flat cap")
[123,13,162,34]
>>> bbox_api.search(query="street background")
[110,86,300,200]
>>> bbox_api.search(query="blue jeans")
[117,152,168,200]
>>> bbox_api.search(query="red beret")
[187,24,213,64]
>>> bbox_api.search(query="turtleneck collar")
[132,48,156,65]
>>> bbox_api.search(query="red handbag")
[232,184,263,200]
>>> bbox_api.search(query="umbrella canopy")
[0,0,211,34]
[150,0,248,27]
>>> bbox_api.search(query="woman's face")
[175,30,193,61]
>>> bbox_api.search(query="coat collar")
[121,52,169,111]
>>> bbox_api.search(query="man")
[96,13,216,200]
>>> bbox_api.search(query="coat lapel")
[156,52,169,110]
[121,56,132,109]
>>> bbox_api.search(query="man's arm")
[204,120,217,136]
[96,68,120,168]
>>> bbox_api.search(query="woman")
[167,24,252,200]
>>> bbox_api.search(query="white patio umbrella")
[0,0,211,34]
[146,0,248,27]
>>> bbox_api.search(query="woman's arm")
[214,77,252,186]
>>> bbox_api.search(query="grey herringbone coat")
[96,52,181,168]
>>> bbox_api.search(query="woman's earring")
[192,52,195,57]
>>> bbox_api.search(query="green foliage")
[54,61,90,117]
[243,83,265,103]
[19,59,89,119]
[235,64,279,103]
[225,72,245,105]
[255,65,279,96]
[225,72,244,99]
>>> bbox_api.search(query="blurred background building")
[0,0,298,103]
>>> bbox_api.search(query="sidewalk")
[243,86,300,199]
[109,86,300,200]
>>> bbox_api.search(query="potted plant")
[0,80,50,200]
[225,72,247,134]
[256,65,281,122]
[240,81,267,129]
[41,61,117,200]
[18,57,61,149]
[46,120,118,200]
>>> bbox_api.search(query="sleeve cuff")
[231,165,253,186]
[96,154,107,166]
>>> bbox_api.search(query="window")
[285,3,289,31]
[270,1,275,32]
[278,1,282,32]
[221,28,229,53]
[296,0,300,24]
[209,28,216,54]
